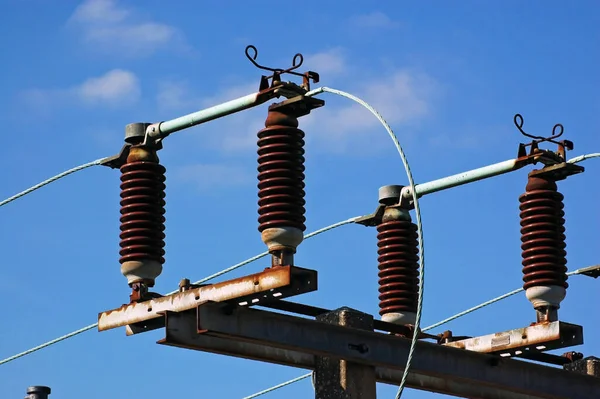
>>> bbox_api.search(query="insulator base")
[377,213,420,325]
[381,311,417,325]
[525,285,566,309]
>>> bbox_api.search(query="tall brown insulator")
[119,144,166,287]
[257,108,306,266]
[519,172,568,319]
[377,204,420,325]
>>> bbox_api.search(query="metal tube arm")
[145,79,316,141]
[147,91,272,140]
[400,158,526,203]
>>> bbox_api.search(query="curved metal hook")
[514,113,565,142]
[550,123,564,140]
[291,53,304,70]
[245,45,304,76]
[514,113,543,140]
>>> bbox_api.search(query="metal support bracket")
[157,303,600,399]
[98,265,317,335]
[314,308,377,398]
[443,321,583,358]
[565,356,600,378]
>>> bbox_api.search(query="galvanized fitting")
[261,227,304,266]
[125,123,151,144]
[379,185,403,206]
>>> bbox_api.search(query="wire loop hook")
[514,113,564,142]
[245,45,305,77]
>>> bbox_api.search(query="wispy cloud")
[68,0,190,57]
[349,11,400,30]
[172,163,254,192]
[304,47,347,76]
[156,79,263,151]
[21,69,140,110]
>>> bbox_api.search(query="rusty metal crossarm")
[97,266,317,334]
[443,321,583,357]
[168,302,600,399]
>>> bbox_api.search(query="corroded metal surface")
[98,265,317,333]
[443,321,583,357]
[160,303,598,399]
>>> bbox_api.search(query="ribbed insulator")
[377,219,420,317]
[519,175,568,290]
[257,110,306,233]
[119,158,166,267]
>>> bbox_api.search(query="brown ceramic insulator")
[119,151,166,267]
[257,110,306,233]
[519,175,568,290]
[377,219,420,317]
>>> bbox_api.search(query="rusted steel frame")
[443,321,583,356]
[259,300,438,340]
[159,315,557,399]
[178,302,599,399]
[313,308,377,398]
[97,265,317,333]
[159,310,313,369]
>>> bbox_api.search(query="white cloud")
[68,0,189,56]
[349,11,399,29]
[21,69,140,109]
[70,0,128,24]
[295,69,435,153]
[312,70,433,134]
[76,69,140,104]
[156,81,194,111]
[173,163,254,191]
[304,48,347,76]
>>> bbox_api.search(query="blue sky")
[1,0,599,398]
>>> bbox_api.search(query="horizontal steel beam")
[443,321,583,357]
[159,310,314,369]
[97,266,317,334]
[160,310,526,398]
[165,302,599,399]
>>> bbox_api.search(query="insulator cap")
[125,123,151,144]
[378,185,403,206]
[25,386,51,399]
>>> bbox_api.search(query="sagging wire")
[242,265,598,398]
[0,216,359,367]
[306,86,424,399]
[0,158,107,208]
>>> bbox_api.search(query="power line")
[422,266,594,331]
[0,158,107,208]
[0,216,359,366]
[306,87,424,399]
[242,265,596,398]
[242,373,312,399]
